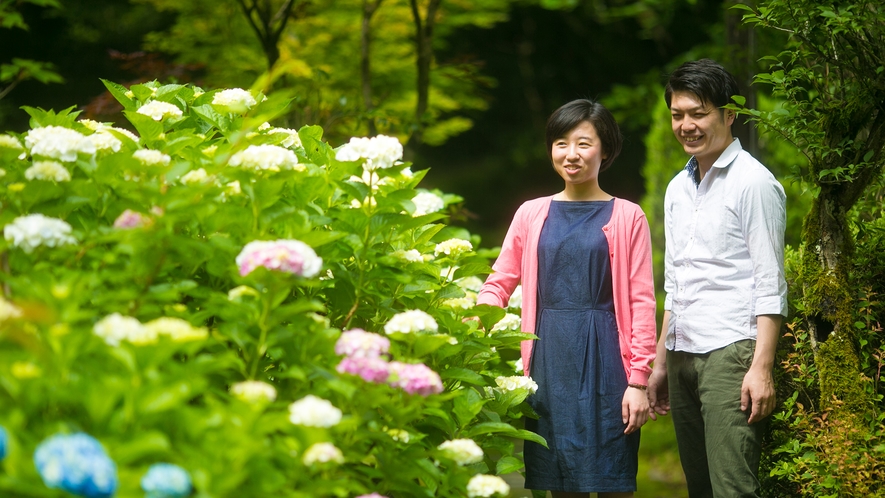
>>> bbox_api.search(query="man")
[647,59,787,498]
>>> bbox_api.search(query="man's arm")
[741,313,781,424]
[648,310,671,420]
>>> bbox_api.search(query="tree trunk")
[361,0,382,137]
[407,0,442,153]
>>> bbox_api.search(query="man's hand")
[622,386,649,434]
[741,365,775,424]
[647,367,670,420]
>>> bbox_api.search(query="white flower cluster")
[434,238,473,258]
[86,132,122,153]
[78,119,139,142]
[3,214,76,253]
[466,474,510,498]
[229,144,301,172]
[411,191,444,216]
[0,296,23,322]
[144,317,209,342]
[441,295,476,310]
[92,314,208,346]
[267,127,302,149]
[0,134,24,150]
[133,149,171,166]
[335,135,403,170]
[391,249,423,264]
[180,168,210,185]
[229,380,277,403]
[25,161,71,182]
[495,375,538,393]
[302,442,344,466]
[491,313,521,333]
[212,88,257,113]
[514,358,524,373]
[25,126,96,162]
[438,439,484,466]
[136,101,183,121]
[288,395,342,427]
[508,285,522,309]
[383,309,438,335]
[457,276,484,293]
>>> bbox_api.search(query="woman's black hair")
[664,58,741,110]
[545,99,623,172]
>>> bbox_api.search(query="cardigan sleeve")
[626,208,658,385]
[477,204,526,308]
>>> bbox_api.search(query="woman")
[477,99,657,497]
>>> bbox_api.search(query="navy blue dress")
[524,199,640,493]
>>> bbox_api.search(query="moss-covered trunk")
[803,186,868,419]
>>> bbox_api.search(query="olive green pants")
[667,340,766,498]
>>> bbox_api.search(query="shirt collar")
[682,138,743,187]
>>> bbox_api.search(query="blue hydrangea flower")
[141,463,193,498]
[33,433,118,498]
[0,425,8,461]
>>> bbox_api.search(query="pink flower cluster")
[235,239,322,277]
[113,209,149,229]
[334,328,443,396]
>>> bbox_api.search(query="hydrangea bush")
[0,80,540,497]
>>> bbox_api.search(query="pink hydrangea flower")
[113,209,148,229]
[336,356,391,384]
[356,494,390,498]
[235,239,322,277]
[387,361,443,396]
[335,328,390,358]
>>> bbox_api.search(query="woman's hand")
[622,385,649,434]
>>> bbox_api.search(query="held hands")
[622,386,649,434]
[647,367,670,420]
[741,365,775,424]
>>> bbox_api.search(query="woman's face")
[551,120,606,189]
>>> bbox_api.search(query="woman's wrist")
[627,383,647,391]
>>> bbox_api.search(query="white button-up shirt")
[663,138,787,354]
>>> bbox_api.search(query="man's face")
[669,90,734,169]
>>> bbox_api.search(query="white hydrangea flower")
[411,191,444,216]
[0,134,24,150]
[24,161,71,182]
[508,285,522,310]
[137,100,183,121]
[3,214,76,253]
[434,239,473,258]
[288,395,342,427]
[268,127,302,149]
[229,380,277,403]
[392,249,423,264]
[491,313,521,333]
[229,144,301,172]
[302,442,344,466]
[495,375,538,393]
[466,474,510,498]
[180,168,210,184]
[93,313,147,347]
[441,296,476,310]
[144,317,208,342]
[25,126,96,162]
[86,131,122,152]
[385,428,410,443]
[335,135,403,170]
[383,309,438,335]
[457,276,484,293]
[212,88,257,112]
[0,168,5,177]
[514,358,524,373]
[133,149,171,166]
[438,439,484,466]
[80,120,139,143]
[0,296,23,322]
[225,180,242,196]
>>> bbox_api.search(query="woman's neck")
[555,184,612,202]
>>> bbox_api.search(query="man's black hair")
[664,59,741,110]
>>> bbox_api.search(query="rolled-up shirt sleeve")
[741,175,788,317]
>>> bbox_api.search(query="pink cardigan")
[477,196,657,385]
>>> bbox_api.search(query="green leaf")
[101,79,136,110]
[441,367,486,386]
[465,421,518,437]
[494,455,524,475]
